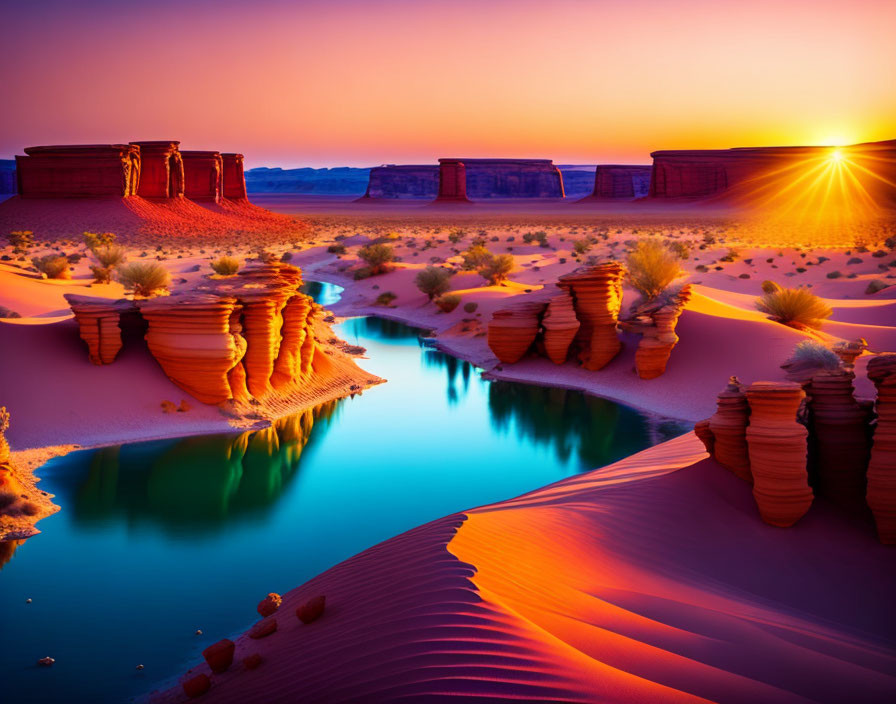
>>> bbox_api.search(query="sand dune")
[152,433,895,703]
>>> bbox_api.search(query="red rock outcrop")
[182,673,210,698]
[182,150,223,203]
[248,616,278,639]
[257,593,282,617]
[203,639,235,673]
[296,595,326,624]
[590,165,652,199]
[130,141,184,199]
[222,153,247,200]
[16,144,140,198]
[558,263,625,370]
[746,381,811,527]
[137,294,246,405]
[707,377,752,482]
[693,419,714,455]
[540,290,580,364]
[808,369,870,508]
[63,295,137,365]
[867,355,896,544]
[625,285,692,379]
[435,159,469,202]
[832,338,867,369]
[462,159,565,198]
[487,300,546,364]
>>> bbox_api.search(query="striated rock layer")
[222,153,247,200]
[63,295,138,365]
[182,150,223,203]
[540,290,580,364]
[130,141,184,199]
[746,381,811,527]
[16,144,141,198]
[487,300,546,364]
[590,165,652,199]
[558,262,625,370]
[627,285,692,379]
[867,355,896,544]
[706,377,752,482]
[360,165,439,200]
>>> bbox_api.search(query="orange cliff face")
[558,262,625,370]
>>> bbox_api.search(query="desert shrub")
[0,306,21,318]
[92,244,126,268]
[353,266,373,280]
[32,254,71,279]
[761,280,783,294]
[415,266,453,300]
[572,239,590,255]
[0,490,16,510]
[8,230,34,253]
[755,287,832,329]
[826,270,842,279]
[117,261,170,297]
[280,251,293,262]
[358,244,394,274]
[435,293,462,313]
[462,245,493,271]
[210,256,240,276]
[478,253,514,285]
[866,279,891,295]
[788,340,840,369]
[666,240,690,259]
[0,406,8,434]
[375,291,397,306]
[626,240,683,300]
[720,248,740,262]
[83,231,115,250]
[327,244,347,254]
[447,228,466,244]
[90,265,112,284]
[463,301,478,313]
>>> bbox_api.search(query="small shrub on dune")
[415,265,453,301]
[626,240,683,300]
[435,293,462,313]
[358,244,394,275]
[83,231,115,250]
[478,253,514,285]
[327,244,347,254]
[463,301,478,313]
[666,240,690,260]
[117,261,170,298]
[375,291,397,306]
[210,256,240,276]
[92,244,126,268]
[280,251,293,262]
[461,245,493,271]
[788,340,840,369]
[761,280,783,294]
[32,254,71,279]
[8,230,34,253]
[572,239,591,255]
[90,265,113,284]
[755,287,832,329]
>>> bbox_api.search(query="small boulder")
[296,595,326,624]
[256,592,282,617]
[242,653,263,670]
[183,673,211,698]
[37,656,55,667]
[202,639,235,673]
[248,616,277,639]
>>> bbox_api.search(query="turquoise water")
[1,282,687,703]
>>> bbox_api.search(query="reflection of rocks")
[67,402,340,531]
[867,355,896,544]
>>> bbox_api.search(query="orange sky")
[3,0,894,167]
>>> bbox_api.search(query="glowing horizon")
[3,0,895,169]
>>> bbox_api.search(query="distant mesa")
[357,165,439,200]
[588,165,652,200]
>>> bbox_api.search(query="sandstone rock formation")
[625,285,692,379]
[296,595,326,624]
[435,159,469,202]
[808,369,870,508]
[558,263,625,370]
[540,290,580,364]
[463,159,565,198]
[63,295,137,365]
[222,153,247,200]
[867,354,896,544]
[360,165,439,199]
[746,381,811,527]
[257,593,282,617]
[487,300,546,364]
[182,150,223,203]
[16,145,141,198]
[832,338,867,369]
[182,673,210,698]
[203,639,235,673]
[705,377,752,482]
[130,141,184,198]
[693,419,714,455]
[590,165,652,199]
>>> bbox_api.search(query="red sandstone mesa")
[16,144,141,198]
[590,165,652,199]
[63,294,137,365]
[130,141,184,199]
[435,158,469,202]
[706,377,752,482]
[625,285,692,380]
[808,369,871,508]
[221,153,247,200]
[257,593,282,617]
[867,354,896,544]
[558,262,625,371]
[486,300,546,364]
[181,150,223,203]
[202,639,235,673]
[540,290,580,364]
[746,381,811,527]
[359,165,439,199]
[296,595,326,624]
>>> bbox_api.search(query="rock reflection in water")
[70,401,341,531]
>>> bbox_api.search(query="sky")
[2,0,895,168]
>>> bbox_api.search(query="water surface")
[1,285,687,702]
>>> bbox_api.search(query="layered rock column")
[16,144,141,197]
[181,150,223,202]
[541,291,580,364]
[222,153,248,200]
[558,263,625,370]
[130,141,184,198]
[64,295,137,365]
[867,355,896,544]
[746,381,811,527]
[487,300,546,364]
[435,159,470,202]
[629,285,691,379]
[707,377,752,482]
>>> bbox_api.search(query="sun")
[831,148,844,163]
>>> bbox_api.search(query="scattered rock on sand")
[296,595,326,624]
[242,653,263,670]
[248,616,278,639]
[183,673,211,698]
[202,639,235,673]
[257,592,282,617]
[37,656,55,667]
